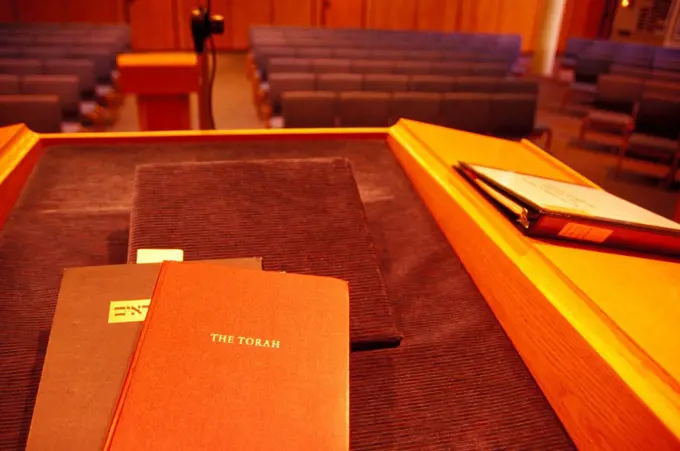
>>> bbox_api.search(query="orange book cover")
[104,262,349,451]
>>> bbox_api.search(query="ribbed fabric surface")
[127,158,402,351]
[0,139,575,450]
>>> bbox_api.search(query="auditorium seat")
[431,62,467,76]
[389,92,441,125]
[455,76,500,93]
[363,74,409,92]
[409,75,455,93]
[313,58,352,74]
[22,47,69,59]
[269,57,312,73]
[489,93,543,141]
[618,92,680,186]
[332,48,372,59]
[502,78,539,94]
[0,58,42,75]
[0,74,19,93]
[43,59,97,95]
[351,60,394,74]
[579,74,642,139]
[21,74,80,116]
[297,48,332,59]
[0,94,62,132]
[338,92,390,127]
[281,91,336,128]
[316,73,363,92]
[394,61,430,75]
[440,93,491,134]
[266,72,316,114]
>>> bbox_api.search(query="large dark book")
[457,162,680,256]
[104,262,349,451]
[127,158,401,350]
[25,258,262,451]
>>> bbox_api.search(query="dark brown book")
[105,262,349,451]
[126,158,402,350]
[25,258,262,451]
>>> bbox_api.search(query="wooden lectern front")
[117,53,199,131]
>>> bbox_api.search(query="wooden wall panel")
[17,0,68,22]
[415,0,448,31]
[0,0,15,22]
[129,0,178,50]
[229,0,273,49]
[271,0,314,26]
[366,0,416,30]
[67,0,123,23]
[322,0,365,29]
[495,0,540,51]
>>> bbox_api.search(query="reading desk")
[0,120,678,450]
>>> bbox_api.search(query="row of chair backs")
[0,94,62,133]
[608,64,680,83]
[268,73,537,112]
[0,73,80,114]
[0,57,98,92]
[594,73,680,114]
[0,46,115,80]
[266,58,509,81]
[281,90,536,136]
[255,46,513,72]
[0,23,130,46]
[251,27,521,48]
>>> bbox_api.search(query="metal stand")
[190,5,224,130]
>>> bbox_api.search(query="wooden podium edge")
[387,120,680,450]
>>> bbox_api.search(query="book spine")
[103,262,173,450]
[532,215,680,257]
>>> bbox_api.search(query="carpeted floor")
[110,52,680,220]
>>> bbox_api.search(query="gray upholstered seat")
[454,76,500,93]
[627,133,679,153]
[351,60,395,74]
[440,93,491,134]
[22,47,69,59]
[409,75,455,93]
[0,58,42,75]
[362,74,408,92]
[338,91,390,127]
[332,48,372,59]
[313,58,351,74]
[20,74,81,115]
[0,74,20,94]
[489,94,537,138]
[66,47,114,81]
[268,58,312,73]
[267,73,316,114]
[296,48,331,59]
[394,61,430,76]
[316,73,363,92]
[430,62,467,76]
[0,94,62,132]
[470,63,507,77]
[390,92,442,125]
[499,79,539,94]
[281,91,337,128]
[42,59,97,94]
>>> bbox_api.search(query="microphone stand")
[190,5,224,130]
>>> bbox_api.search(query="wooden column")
[117,52,199,131]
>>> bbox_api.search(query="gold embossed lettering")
[262,340,270,347]
[210,333,219,342]
[271,340,280,349]
[245,337,254,345]
[255,338,262,347]
[228,335,234,343]
[238,336,246,344]
[218,334,227,343]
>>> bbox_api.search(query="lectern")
[116,53,199,131]
[1,121,679,450]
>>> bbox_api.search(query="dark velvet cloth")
[0,139,575,450]
[128,158,402,351]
